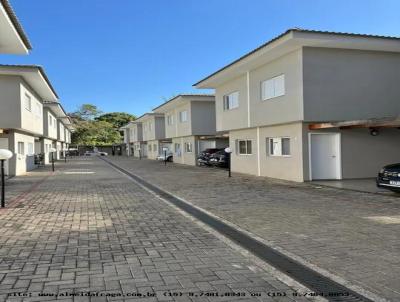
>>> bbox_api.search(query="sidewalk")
[0,157,311,302]
[107,156,400,302]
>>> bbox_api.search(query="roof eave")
[0,0,32,52]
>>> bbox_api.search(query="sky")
[1,0,400,116]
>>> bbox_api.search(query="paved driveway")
[107,157,400,302]
[0,157,308,302]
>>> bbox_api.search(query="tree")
[71,120,121,146]
[70,104,132,146]
[95,112,136,129]
[71,104,102,121]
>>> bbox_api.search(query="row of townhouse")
[121,95,228,166]
[0,0,73,176]
[123,28,400,182]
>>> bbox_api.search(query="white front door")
[310,133,341,180]
[0,138,10,175]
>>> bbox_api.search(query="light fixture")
[49,148,56,172]
[224,147,232,178]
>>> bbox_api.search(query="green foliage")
[70,105,133,146]
[95,112,136,129]
[71,104,102,121]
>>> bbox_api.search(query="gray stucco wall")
[190,101,216,136]
[0,75,21,129]
[154,116,166,140]
[303,47,400,122]
[303,126,400,180]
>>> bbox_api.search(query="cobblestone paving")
[0,157,309,302]
[107,157,400,302]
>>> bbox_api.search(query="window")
[49,115,53,126]
[174,143,181,156]
[268,137,291,156]
[261,74,285,100]
[17,142,24,155]
[24,94,31,111]
[35,102,41,118]
[167,115,174,125]
[223,91,239,110]
[237,140,252,155]
[153,144,157,152]
[27,142,34,156]
[184,142,192,153]
[179,111,188,122]
[149,144,152,152]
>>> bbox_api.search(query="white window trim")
[24,93,32,111]
[261,74,285,101]
[167,115,174,125]
[179,111,188,123]
[223,91,239,111]
[237,139,252,156]
[267,137,291,157]
[184,142,193,153]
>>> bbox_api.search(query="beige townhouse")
[153,94,227,166]
[0,65,58,176]
[65,123,72,149]
[195,29,400,182]
[121,121,144,157]
[58,115,74,157]
[135,113,168,159]
[41,101,71,162]
[0,0,31,54]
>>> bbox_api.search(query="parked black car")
[197,148,223,166]
[376,163,400,192]
[209,150,229,168]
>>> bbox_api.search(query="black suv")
[197,148,223,166]
[377,163,400,192]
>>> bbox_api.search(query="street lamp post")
[0,149,13,208]
[163,147,168,166]
[224,147,232,178]
[49,147,56,172]
[138,148,141,160]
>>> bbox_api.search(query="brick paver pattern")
[107,156,400,302]
[0,157,308,302]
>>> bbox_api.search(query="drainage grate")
[102,158,373,302]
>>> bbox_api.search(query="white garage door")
[0,138,10,175]
[310,133,341,180]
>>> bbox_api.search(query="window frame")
[237,139,252,155]
[184,142,193,153]
[261,74,285,101]
[267,137,291,157]
[27,142,34,156]
[179,111,188,123]
[24,93,32,112]
[174,143,181,156]
[17,142,25,155]
[167,114,174,125]
[223,91,239,111]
